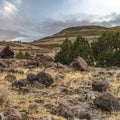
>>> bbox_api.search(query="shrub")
[16,51,25,59]
[24,52,32,59]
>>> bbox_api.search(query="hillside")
[31,25,120,56]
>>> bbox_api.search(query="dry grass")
[0,66,119,119]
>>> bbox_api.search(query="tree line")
[55,31,120,67]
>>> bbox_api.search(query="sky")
[0,0,120,41]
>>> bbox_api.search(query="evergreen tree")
[71,35,93,65]
[91,31,120,67]
[55,38,72,65]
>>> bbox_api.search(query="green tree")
[55,35,93,65]
[91,31,120,67]
[71,35,93,65]
[55,38,72,65]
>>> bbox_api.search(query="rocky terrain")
[0,26,119,120]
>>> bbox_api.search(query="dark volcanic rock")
[0,46,14,59]
[94,93,120,112]
[35,54,54,67]
[36,72,54,87]
[70,56,88,71]
[0,108,22,120]
[5,74,16,82]
[12,79,29,88]
[52,104,74,119]
[77,111,91,120]
[92,80,109,92]
[27,73,37,83]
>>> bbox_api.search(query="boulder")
[36,72,54,87]
[27,73,37,83]
[70,56,88,71]
[35,54,54,67]
[0,46,14,59]
[92,80,109,92]
[0,108,22,120]
[94,93,120,112]
[77,111,91,120]
[52,103,74,119]
[5,74,16,82]
[12,79,29,89]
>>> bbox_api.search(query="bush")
[16,51,32,59]
[24,52,32,59]
[16,51,25,59]
[91,31,120,67]
[55,35,93,65]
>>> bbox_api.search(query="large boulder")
[94,93,120,112]
[0,46,14,59]
[92,80,109,92]
[0,108,22,120]
[70,56,88,71]
[35,54,54,67]
[36,72,54,87]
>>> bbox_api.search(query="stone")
[70,56,88,71]
[36,72,54,87]
[52,103,74,119]
[12,79,29,89]
[5,74,16,82]
[92,80,109,92]
[0,108,22,120]
[40,116,53,120]
[27,73,37,83]
[94,93,120,112]
[77,111,91,120]
[0,46,14,59]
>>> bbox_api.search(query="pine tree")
[71,35,93,65]
[55,38,72,65]
[91,31,120,67]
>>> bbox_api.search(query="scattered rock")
[92,80,109,92]
[36,72,54,87]
[52,103,74,119]
[0,108,22,120]
[0,46,14,59]
[12,79,29,89]
[27,73,37,83]
[5,74,16,82]
[35,54,54,67]
[40,116,53,120]
[70,56,88,71]
[76,111,91,120]
[31,81,45,89]
[94,93,120,112]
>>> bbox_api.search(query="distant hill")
[35,25,120,42]
[31,25,120,55]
